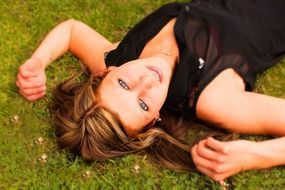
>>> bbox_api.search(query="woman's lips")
[146,66,163,83]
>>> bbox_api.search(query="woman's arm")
[196,68,285,136]
[191,137,285,181]
[16,19,117,101]
[193,68,285,181]
[31,19,117,71]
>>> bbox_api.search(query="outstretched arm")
[191,137,285,181]
[194,68,285,181]
[16,19,117,101]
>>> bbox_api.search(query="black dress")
[105,0,285,118]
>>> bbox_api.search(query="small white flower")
[83,170,91,179]
[35,137,44,145]
[38,154,48,164]
[11,115,20,123]
[134,164,140,170]
[219,180,230,190]
[132,164,141,174]
[41,154,48,160]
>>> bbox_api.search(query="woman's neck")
[140,19,179,71]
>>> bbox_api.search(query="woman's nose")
[136,74,155,91]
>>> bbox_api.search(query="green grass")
[1,0,285,189]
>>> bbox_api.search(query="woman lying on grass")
[16,0,285,182]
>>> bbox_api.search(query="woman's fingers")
[196,140,226,162]
[195,164,227,181]
[195,164,238,182]
[26,92,46,101]
[19,89,46,101]
[192,144,228,173]
[206,137,229,153]
[16,74,43,89]
[17,57,46,101]
[192,139,253,181]
[19,85,46,96]
[192,144,214,166]
[16,73,46,101]
[196,161,243,182]
[193,144,233,181]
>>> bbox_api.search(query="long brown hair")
[50,71,231,171]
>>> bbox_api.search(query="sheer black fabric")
[105,0,285,118]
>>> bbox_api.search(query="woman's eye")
[118,79,130,90]
[139,99,149,111]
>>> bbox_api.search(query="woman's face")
[99,56,174,136]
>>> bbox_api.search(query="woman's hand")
[191,137,260,181]
[16,57,46,101]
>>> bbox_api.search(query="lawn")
[1,0,285,189]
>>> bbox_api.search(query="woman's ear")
[95,66,117,77]
[95,69,108,77]
[155,113,161,122]
[107,66,117,72]
[151,113,162,126]
[155,113,160,120]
